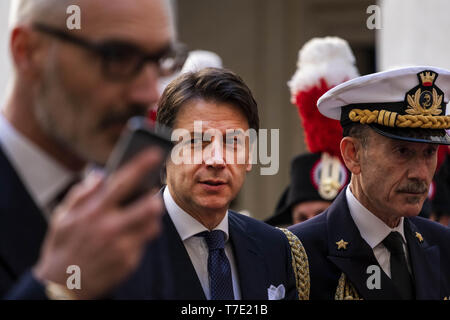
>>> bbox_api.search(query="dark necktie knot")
[198,230,226,250]
[382,231,404,255]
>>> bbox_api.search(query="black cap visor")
[369,124,450,145]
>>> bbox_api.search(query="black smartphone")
[105,116,173,205]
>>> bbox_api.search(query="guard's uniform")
[266,37,357,227]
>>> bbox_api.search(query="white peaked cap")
[317,66,450,145]
[318,66,450,120]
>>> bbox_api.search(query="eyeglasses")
[33,23,188,81]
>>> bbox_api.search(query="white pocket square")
[267,284,285,300]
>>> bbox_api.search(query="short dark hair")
[342,123,370,147]
[343,123,444,148]
[156,67,259,131]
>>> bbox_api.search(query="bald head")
[6,0,176,167]
[9,0,74,28]
[9,0,174,32]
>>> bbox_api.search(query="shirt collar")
[0,114,78,212]
[346,185,406,248]
[163,186,229,242]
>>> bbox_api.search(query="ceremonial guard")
[267,37,357,227]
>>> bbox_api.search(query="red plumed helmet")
[288,37,359,158]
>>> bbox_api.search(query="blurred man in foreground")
[2,0,186,299]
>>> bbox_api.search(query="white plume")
[288,37,359,103]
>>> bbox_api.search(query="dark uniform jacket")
[289,188,450,300]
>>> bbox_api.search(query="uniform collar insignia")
[336,239,349,250]
[415,232,424,243]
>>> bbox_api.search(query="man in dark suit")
[115,205,298,300]
[290,66,450,300]
[2,0,186,299]
[122,67,297,300]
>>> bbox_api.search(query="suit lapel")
[326,190,401,300]
[0,147,47,280]
[404,219,440,299]
[163,213,206,299]
[228,212,268,300]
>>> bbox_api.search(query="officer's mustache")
[397,180,428,194]
[99,104,149,130]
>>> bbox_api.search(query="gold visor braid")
[349,109,450,129]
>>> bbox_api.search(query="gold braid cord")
[349,109,450,129]
[335,273,362,300]
[278,228,310,300]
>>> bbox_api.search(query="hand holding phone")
[105,117,173,204]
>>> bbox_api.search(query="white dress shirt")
[346,186,412,278]
[163,186,241,300]
[0,114,77,220]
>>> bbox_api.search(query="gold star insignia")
[336,239,349,250]
[415,232,424,243]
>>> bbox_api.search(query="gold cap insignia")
[415,232,424,243]
[336,239,349,250]
[406,71,443,116]
[419,71,437,86]
[347,70,450,130]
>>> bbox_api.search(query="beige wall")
[378,0,450,71]
[176,0,375,220]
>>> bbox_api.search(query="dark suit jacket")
[289,188,450,300]
[1,144,297,300]
[0,146,48,298]
[113,208,298,300]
